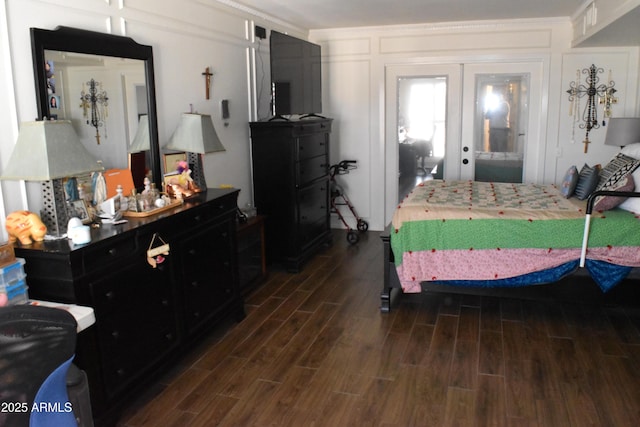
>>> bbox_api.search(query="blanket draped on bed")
[391,180,640,293]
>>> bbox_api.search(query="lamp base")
[40,179,70,237]
[187,152,207,190]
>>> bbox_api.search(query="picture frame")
[164,152,186,174]
[69,199,91,224]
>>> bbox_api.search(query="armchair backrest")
[0,305,78,427]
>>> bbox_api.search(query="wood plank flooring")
[117,229,640,426]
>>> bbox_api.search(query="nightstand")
[236,215,267,294]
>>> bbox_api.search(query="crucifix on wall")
[566,64,617,153]
[202,67,213,99]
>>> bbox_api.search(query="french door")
[385,61,545,222]
[460,62,544,182]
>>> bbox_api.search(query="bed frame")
[379,190,640,313]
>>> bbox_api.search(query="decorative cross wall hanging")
[566,64,617,153]
[202,67,213,99]
[80,78,109,144]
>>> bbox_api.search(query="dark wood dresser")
[249,118,333,272]
[14,188,244,426]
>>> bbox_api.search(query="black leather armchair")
[0,305,78,427]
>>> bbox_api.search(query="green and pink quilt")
[391,180,640,293]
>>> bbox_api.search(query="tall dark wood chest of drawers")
[249,118,333,271]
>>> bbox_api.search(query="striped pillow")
[596,153,640,191]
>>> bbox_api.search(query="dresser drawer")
[89,258,174,317]
[298,179,329,224]
[291,120,332,137]
[179,194,237,229]
[99,314,178,397]
[299,216,329,252]
[297,155,328,186]
[181,222,233,265]
[82,237,137,273]
[297,132,328,160]
[183,279,234,332]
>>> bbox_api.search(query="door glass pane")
[397,76,447,199]
[474,74,529,183]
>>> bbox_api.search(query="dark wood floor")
[117,229,640,426]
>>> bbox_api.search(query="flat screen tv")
[270,31,322,117]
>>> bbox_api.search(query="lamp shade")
[128,115,150,153]
[0,120,103,181]
[165,113,225,154]
[604,117,640,147]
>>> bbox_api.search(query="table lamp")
[164,113,225,190]
[127,115,150,189]
[0,120,103,237]
[604,117,640,147]
[128,115,150,153]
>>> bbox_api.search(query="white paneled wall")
[311,20,639,230]
[1,1,638,242]
[0,0,293,241]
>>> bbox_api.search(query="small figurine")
[165,160,199,198]
[5,211,47,245]
[176,161,202,193]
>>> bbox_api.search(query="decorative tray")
[122,199,184,218]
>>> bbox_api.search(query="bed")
[380,179,640,312]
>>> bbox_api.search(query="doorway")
[385,63,462,216]
[385,61,545,223]
[471,73,529,183]
[397,76,447,200]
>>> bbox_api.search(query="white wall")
[1,1,638,241]
[311,19,639,230]
[0,0,304,241]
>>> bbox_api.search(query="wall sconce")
[165,113,225,190]
[0,120,103,237]
[80,78,109,144]
[566,64,617,153]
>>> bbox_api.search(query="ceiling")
[224,0,586,30]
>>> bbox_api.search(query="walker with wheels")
[329,160,369,244]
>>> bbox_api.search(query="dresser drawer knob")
[191,281,199,288]
[116,368,125,377]
[165,333,174,341]
[111,330,119,339]
[105,291,115,301]
[108,248,118,256]
[193,311,200,318]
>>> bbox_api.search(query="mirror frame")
[30,26,162,189]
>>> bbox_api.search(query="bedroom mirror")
[30,26,161,191]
